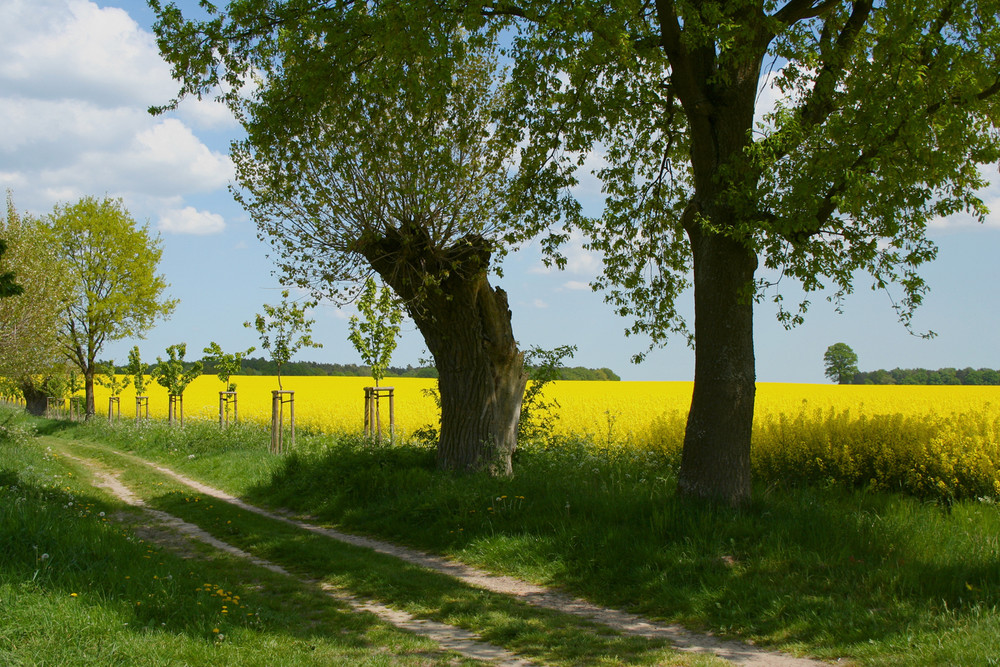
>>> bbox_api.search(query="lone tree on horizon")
[824,343,860,384]
[153,1,1000,503]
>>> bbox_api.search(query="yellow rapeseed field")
[80,377,1000,499]
[90,376,1000,440]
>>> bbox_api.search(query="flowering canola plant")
[89,377,1000,439]
[88,377,1000,500]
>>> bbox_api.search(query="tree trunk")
[678,225,757,506]
[361,224,527,475]
[84,367,96,419]
[21,382,47,417]
[422,278,525,475]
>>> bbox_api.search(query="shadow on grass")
[0,474,423,661]
[32,418,82,436]
[243,440,1000,658]
[145,486,692,666]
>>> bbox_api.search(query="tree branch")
[773,0,841,26]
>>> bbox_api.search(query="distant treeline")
[117,356,620,381]
[850,367,1000,385]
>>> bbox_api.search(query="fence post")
[270,390,280,453]
[218,391,238,428]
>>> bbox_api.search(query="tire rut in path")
[68,452,536,667]
[92,447,831,667]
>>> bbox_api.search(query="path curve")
[71,453,537,667]
[85,446,831,666]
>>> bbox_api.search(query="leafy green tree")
[152,22,528,474]
[126,346,149,396]
[245,291,323,391]
[519,345,576,443]
[49,196,177,419]
[348,277,403,387]
[824,343,859,384]
[152,343,203,424]
[152,343,203,395]
[0,239,23,299]
[152,1,1000,502]
[203,341,255,391]
[96,361,130,397]
[0,193,71,414]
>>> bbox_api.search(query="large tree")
[0,194,71,414]
[153,10,528,474]
[49,196,178,418]
[152,1,1000,502]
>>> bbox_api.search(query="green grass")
[24,409,1000,664]
[6,411,718,666]
[1,412,485,666]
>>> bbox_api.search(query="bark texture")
[21,383,47,417]
[667,18,767,505]
[678,225,757,505]
[84,370,96,420]
[360,223,527,475]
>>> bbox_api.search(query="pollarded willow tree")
[153,0,1000,502]
[152,7,528,474]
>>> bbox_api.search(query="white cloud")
[159,206,226,235]
[176,97,240,131]
[563,280,591,291]
[0,0,177,107]
[563,230,602,275]
[0,0,235,219]
[532,299,548,309]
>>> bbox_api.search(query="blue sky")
[2,0,998,382]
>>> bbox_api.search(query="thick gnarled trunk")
[423,277,525,475]
[361,224,527,475]
[679,224,757,506]
[21,382,47,417]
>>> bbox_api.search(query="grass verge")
[0,420,480,665]
[34,410,1000,665]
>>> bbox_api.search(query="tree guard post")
[219,391,238,428]
[168,394,183,426]
[363,387,394,444]
[108,396,120,422]
[270,390,294,454]
[135,396,149,421]
[69,396,84,421]
[46,397,61,419]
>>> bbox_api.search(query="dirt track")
[64,445,832,667]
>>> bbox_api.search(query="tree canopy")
[245,290,323,391]
[348,277,403,387]
[0,193,70,414]
[152,0,1000,503]
[824,342,859,384]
